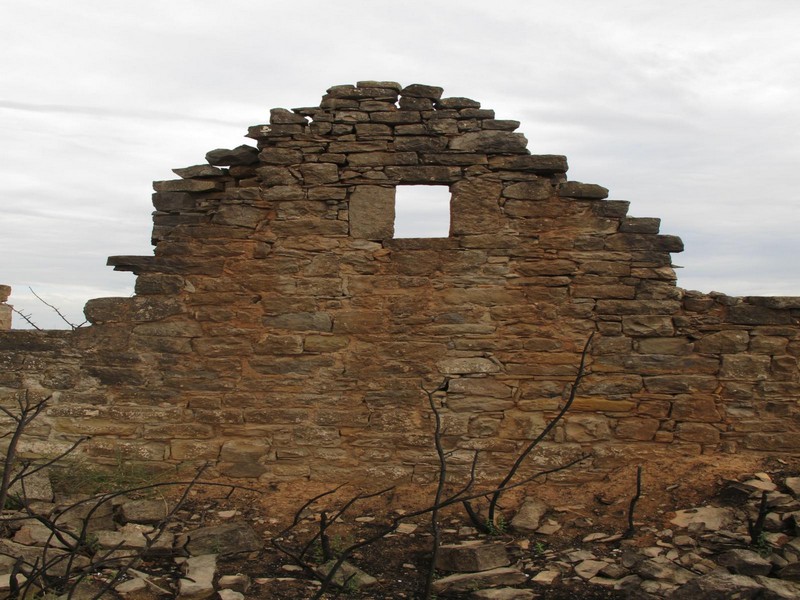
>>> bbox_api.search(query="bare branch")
[10,306,41,330]
[28,287,87,330]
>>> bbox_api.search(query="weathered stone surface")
[432,567,527,595]
[470,589,535,600]
[717,549,772,576]
[315,560,378,589]
[671,572,763,599]
[436,541,510,572]
[671,506,733,530]
[205,145,259,166]
[177,522,261,556]
[178,554,217,599]
[511,498,549,533]
[558,181,608,199]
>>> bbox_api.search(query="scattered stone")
[785,477,800,498]
[178,554,217,600]
[217,574,250,593]
[717,548,773,576]
[511,498,549,533]
[205,145,259,166]
[535,519,561,535]
[432,567,527,595]
[469,588,535,599]
[315,560,378,590]
[176,522,262,556]
[755,575,800,599]
[530,570,560,585]
[575,559,608,580]
[671,506,733,531]
[217,591,244,600]
[436,541,510,572]
[119,499,171,524]
[670,571,764,599]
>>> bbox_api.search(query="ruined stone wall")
[1,82,799,483]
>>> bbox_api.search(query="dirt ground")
[163,451,798,599]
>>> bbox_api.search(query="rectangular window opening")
[393,185,451,238]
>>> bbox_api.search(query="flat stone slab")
[436,541,510,572]
[432,567,527,595]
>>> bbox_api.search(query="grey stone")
[119,499,171,524]
[469,588,535,599]
[178,554,217,600]
[436,541,510,572]
[785,477,800,498]
[400,84,444,99]
[670,572,764,599]
[511,498,550,533]
[176,522,261,557]
[778,562,800,581]
[755,575,800,599]
[315,560,378,589]
[205,145,259,166]
[575,559,608,580]
[432,567,527,595]
[671,506,734,531]
[718,549,772,576]
[449,131,528,153]
[172,164,224,178]
[558,181,609,199]
[217,574,250,593]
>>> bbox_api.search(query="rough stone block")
[448,130,528,153]
[349,185,395,239]
[436,541,510,572]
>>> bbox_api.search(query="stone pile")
[0,478,261,600]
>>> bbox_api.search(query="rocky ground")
[1,455,800,599]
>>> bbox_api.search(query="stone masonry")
[1,82,799,483]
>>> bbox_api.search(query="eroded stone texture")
[1,82,799,483]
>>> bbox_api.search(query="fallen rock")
[119,499,171,524]
[510,498,549,533]
[671,506,734,531]
[217,574,250,593]
[432,567,527,595]
[575,559,608,580]
[436,541,510,572]
[670,571,763,599]
[717,548,773,577]
[178,554,217,600]
[777,562,800,582]
[785,477,800,498]
[176,522,261,556]
[755,575,800,599]
[315,560,378,590]
[469,588,535,599]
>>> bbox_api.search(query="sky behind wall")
[2,0,799,329]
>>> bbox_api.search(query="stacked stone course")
[1,82,799,482]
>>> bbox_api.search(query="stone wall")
[0,285,11,330]
[1,82,799,483]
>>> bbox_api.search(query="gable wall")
[2,82,798,482]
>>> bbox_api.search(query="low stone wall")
[1,82,798,483]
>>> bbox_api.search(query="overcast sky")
[2,0,799,329]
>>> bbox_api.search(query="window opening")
[393,185,451,238]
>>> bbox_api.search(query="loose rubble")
[1,469,800,598]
